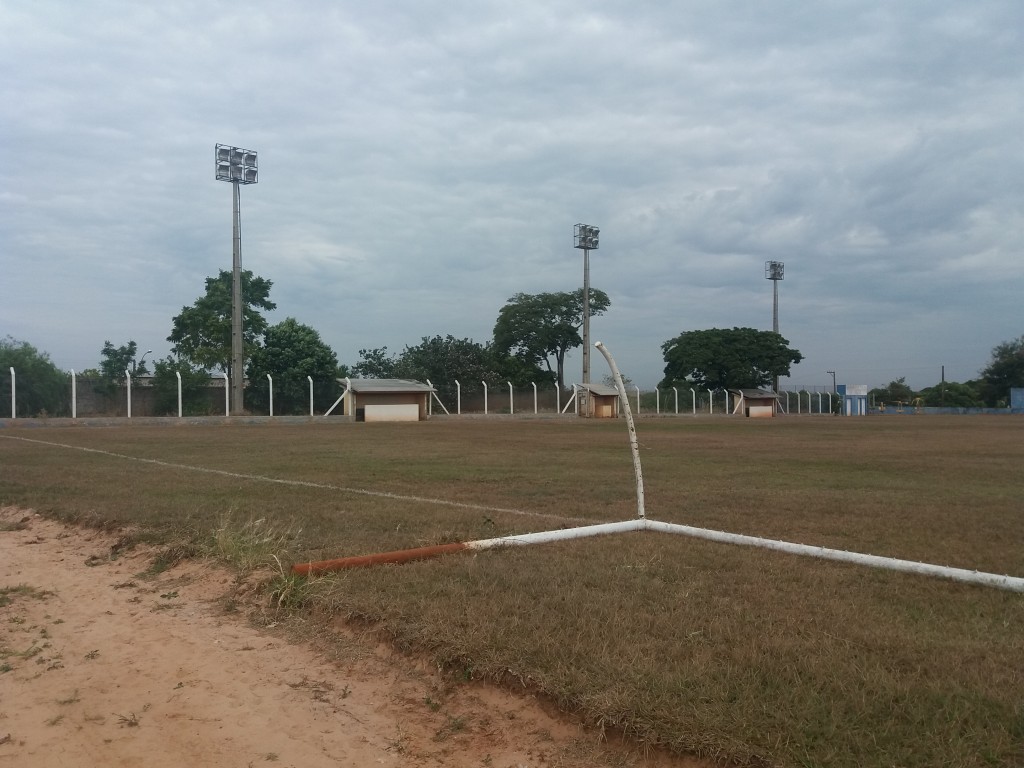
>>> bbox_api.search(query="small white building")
[838,384,868,416]
[340,379,435,422]
[578,383,621,418]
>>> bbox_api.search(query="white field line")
[0,435,590,525]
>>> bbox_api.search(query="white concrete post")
[635,385,640,413]
[267,374,274,416]
[482,381,488,415]
[455,380,461,415]
[708,389,714,415]
[555,384,560,414]
[508,381,514,415]
[690,388,696,416]
[125,369,132,418]
[532,382,538,414]
[673,387,678,415]
[222,373,229,416]
[308,376,314,416]
[71,370,77,419]
[9,367,15,418]
[175,371,182,417]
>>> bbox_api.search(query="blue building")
[838,384,868,416]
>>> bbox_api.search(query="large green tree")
[246,318,341,414]
[395,335,507,404]
[99,340,149,380]
[660,327,802,390]
[492,288,611,390]
[150,357,218,416]
[978,334,1024,406]
[0,337,70,417]
[917,381,983,408]
[167,270,276,376]
[868,377,915,407]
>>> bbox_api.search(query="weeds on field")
[209,513,301,573]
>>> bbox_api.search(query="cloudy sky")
[2,1,1021,391]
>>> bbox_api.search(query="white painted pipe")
[468,519,646,550]
[673,387,678,415]
[482,381,488,415]
[222,372,229,416]
[690,388,696,416]
[595,341,646,519]
[508,381,514,415]
[267,373,274,416]
[555,383,560,414]
[532,382,537,414]
[125,368,132,418]
[8,367,13,418]
[308,375,314,416]
[71,369,77,419]
[708,389,713,415]
[175,371,182,417]
[642,520,1024,593]
[455,380,461,415]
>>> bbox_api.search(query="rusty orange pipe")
[291,541,469,576]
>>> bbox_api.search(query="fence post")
[71,369,77,419]
[455,380,461,415]
[125,369,132,418]
[691,388,696,416]
[9,367,14,418]
[267,374,274,416]
[673,387,678,415]
[635,386,640,414]
[508,381,514,415]
[175,371,182,417]
[708,389,713,415]
[656,389,660,415]
[308,375,314,416]
[532,382,538,414]
[482,381,488,415]
[555,383,560,414]
[223,373,229,416]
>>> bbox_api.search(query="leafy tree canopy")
[0,336,70,417]
[246,318,341,414]
[99,340,149,381]
[868,377,915,406]
[660,327,802,390]
[917,381,983,408]
[167,270,276,374]
[978,334,1024,406]
[492,288,611,390]
[352,347,397,379]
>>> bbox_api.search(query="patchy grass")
[1,417,1023,767]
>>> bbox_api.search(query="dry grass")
[1,416,1022,767]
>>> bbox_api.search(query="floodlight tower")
[574,224,600,388]
[765,260,784,334]
[215,144,258,415]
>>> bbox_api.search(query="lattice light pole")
[215,144,258,415]
[574,224,600,388]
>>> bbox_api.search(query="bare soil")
[0,508,700,768]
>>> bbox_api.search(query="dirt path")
[0,508,696,768]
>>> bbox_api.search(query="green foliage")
[492,288,611,390]
[868,377,916,407]
[0,336,70,417]
[167,270,276,375]
[395,335,507,404]
[660,327,802,390]
[98,340,149,385]
[917,381,984,408]
[151,357,217,416]
[352,347,397,379]
[978,335,1024,407]
[246,318,341,414]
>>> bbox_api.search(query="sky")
[2,0,1022,391]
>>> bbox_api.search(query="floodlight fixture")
[765,260,784,281]
[215,143,259,415]
[574,223,599,251]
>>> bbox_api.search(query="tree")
[151,357,216,416]
[492,288,611,390]
[394,335,507,404]
[100,340,148,380]
[352,347,397,379]
[978,335,1024,407]
[660,328,803,390]
[868,377,915,408]
[917,381,983,408]
[167,270,276,375]
[0,337,70,417]
[246,318,341,414]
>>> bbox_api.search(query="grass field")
[1,415,1022,767]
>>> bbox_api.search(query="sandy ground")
[0,508,700,768]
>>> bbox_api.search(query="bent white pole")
[469,519,646,551]
[222,372,229,416]
[532,382,537,414]
[673,387,678,415]
[708,389,714,415]
[643,520,1024,593]
[482,381,488,415]
[71,369,77,419]
[308,375,314,416]
[555,383,560,414]
[324,378,351,417]
[426,379,450,416]
[455,380,461,415]
[690,388,696,416]
[508,381,514,415]
[267,374,274,416]
[125,368,132,418]
[596,341,646,519]
[8,367,14,418]
[175,371,182,417]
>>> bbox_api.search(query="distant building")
[340,379,435,422]
[578,383,621,418]
[728,388,780,418]
[838,384,868,416]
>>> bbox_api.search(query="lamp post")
[135,349,152,375]
[766,260,784,392]
[215,143,258,415]
[574,223,600,398]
